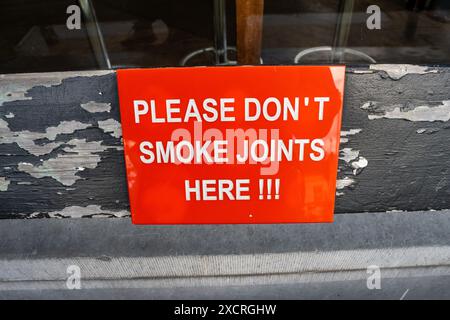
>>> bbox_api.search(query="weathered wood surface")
[0,65,449,219]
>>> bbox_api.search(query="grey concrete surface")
[2,275,449,300]
[0,210,449,259]
[0,210,449,299]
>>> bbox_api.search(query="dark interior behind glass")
[0,0,449,74]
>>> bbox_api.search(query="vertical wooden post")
[236,0,264,65]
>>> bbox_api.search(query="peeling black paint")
[1,66,449,218]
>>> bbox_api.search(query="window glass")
[0,0,449,74]
[262,0,450,64]
[0,0,97,73]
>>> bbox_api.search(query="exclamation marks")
[267,179,272,199]
[259,179,280,200]
[259,179,264,200]
[275,179,280,199]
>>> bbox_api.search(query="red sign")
[117,66,345,224]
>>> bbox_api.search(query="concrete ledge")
[0,210,449,298]
[0,210,449,259]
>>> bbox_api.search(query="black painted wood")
[0,66,449,219]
